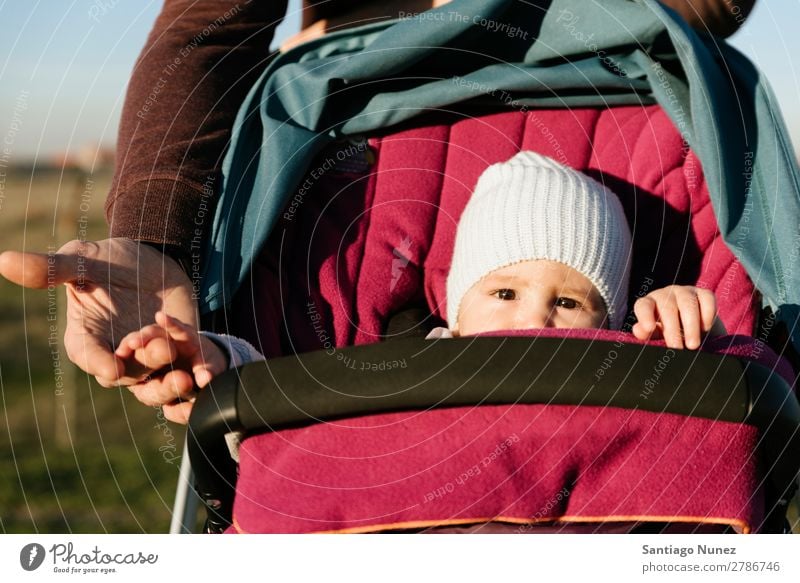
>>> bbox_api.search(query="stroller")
[183,0,800,533]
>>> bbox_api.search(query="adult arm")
[659,0,755,37]
[0,239,199,422]
[0,2,289,423]
[106,0,287,259]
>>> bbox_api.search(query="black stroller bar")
[188,336,800,533]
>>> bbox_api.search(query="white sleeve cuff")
[425,326,455,339]
[199,331,266,369]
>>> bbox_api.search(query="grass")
[0,443,181,533]
[0,168,194,533]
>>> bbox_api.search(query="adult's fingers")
[0,250,78,288]
[94,375,121,389]
[64,329,125,381]
[66,326,162,385]
[162,400,194,425]
[129,369,196,407]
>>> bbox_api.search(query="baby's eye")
[556,297,581,310]
[493,289,517,301]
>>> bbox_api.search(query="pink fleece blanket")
[228,105,792,533]
[231,329,790,534]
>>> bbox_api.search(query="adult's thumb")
[0,250,82,289]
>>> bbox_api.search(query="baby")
[430,151,725,346]
[117,152,725,405]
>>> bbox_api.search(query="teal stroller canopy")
[203,0,800,349]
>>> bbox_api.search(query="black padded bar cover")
[230,336,750,430]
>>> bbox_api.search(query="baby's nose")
[515,304,553,330]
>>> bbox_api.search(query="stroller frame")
[186,335,800,533]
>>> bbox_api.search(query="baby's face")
[454,259,608,336]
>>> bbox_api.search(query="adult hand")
[115,311,229,397]
[0,237,199,423]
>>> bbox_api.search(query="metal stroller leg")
[170,439,201,534]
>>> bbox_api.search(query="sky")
[0,0,798,161]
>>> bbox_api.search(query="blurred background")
[0,0,798,533]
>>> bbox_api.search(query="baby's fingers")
[633,297,659,340]
[658,298,684,349]
[157,312,226,388]
[638,291,684,349]
[676,290,703,349]
[697,289,718,333]
[115,325,177,368]
[155,311,198,343]
[135,336,179,371]
[193,336,230,389]
[194,367,215,389]
[115,324,161,357]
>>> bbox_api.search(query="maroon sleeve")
[105,0,287,256]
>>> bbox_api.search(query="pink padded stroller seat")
[223,104,796,533]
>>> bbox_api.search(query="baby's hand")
[114,311,229,408]
[632,285,726,349]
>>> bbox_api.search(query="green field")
[0,168,191,533]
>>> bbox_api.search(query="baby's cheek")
[570,310,605,330]
[458,302,504,335]
[592,310,609,329]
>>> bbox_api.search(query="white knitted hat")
[446,151,632,330]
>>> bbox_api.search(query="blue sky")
[1,0,798,160]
